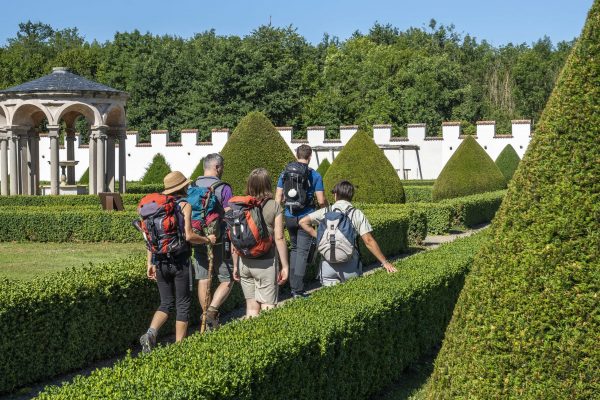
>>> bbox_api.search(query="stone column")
[48,125,60,195]
[95,126,108,194]
[106,133,116,192]
[118,130,127,193]
[18,130,29,194]
[31,133,40,195]
[8,129,18,195]
[26,129,36,195]
[66,129,76,185]
[0,132,8,196]
[88,132,96,194]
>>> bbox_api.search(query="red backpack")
[224,196,273,258]
[133,193,188,256]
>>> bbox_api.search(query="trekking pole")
[200,228,214,334]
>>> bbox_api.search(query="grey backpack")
[316,207,358,264]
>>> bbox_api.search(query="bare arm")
[315,191,327,208]
[274,213,289,284]
[275,187,284,205]
[299,216,317,238]
[361,232,396,273]
[180,202,215,245]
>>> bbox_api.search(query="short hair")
[296,144,312,160]
[246,168,273,200]
[331,180,355,201]
[203,153,224,170]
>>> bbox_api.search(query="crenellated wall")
[36,120,531,182]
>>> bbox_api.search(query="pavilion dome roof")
[0,67,125,95]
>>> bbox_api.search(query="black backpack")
[282,161,312,213]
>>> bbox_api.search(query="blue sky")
[0,0,594,46]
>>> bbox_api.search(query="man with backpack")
[299,180,396,286]
[275,145,327,298]
[190,153,234,330]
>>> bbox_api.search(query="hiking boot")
[291,290,309,299]
[204,309,220,331]
[140,332,156,353]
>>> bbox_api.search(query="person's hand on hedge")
[382,261,397,273]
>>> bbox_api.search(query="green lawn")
[0,242,145,280]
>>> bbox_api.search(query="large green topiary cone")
[495,144,521,182]
[190,158,204,180]
[78,167,89,185]
[324,129,405,203]
[425,2,600,398]
[141,154,172,185]
[316,158,331,177]
[432,136,506,201]
[220,112,295,194]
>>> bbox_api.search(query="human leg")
[141,263,175,352]
[290,226,312,294]
[173,260,191,341]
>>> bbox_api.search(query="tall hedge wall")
[425,2,600,398]
[324,129,405,203]
[432,136,505,201]
[220,112,295,194]
[189,157,205,180]
[37,233,486,399]
[316,158,330,176]
[495,144,521,182]
[141,154,171,185]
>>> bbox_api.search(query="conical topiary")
[221,112,295,194]
[190,158,204,180]
[495,144,521,182]
[431,136,506,201]
[316,159,331,176]
[425,2,600,398]
[323,129,405,203]
[78,168,89,185]
[141,154,172,185]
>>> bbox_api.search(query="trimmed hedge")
[324,129,405,204]
[425,2,600,398]
[316,158,330,176]
[404,185,433,202]
[441,190,506,228]
[402,179,435,187]
[432,136,505,201]
[0,194,144,208]
[189,158,204,180]
[141,154,171,185]
[495,144,520,182]
[221,112,295,195]
[38,233,487,399]
[78,167,89,185]
[125,182,165,194]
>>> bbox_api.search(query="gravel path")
[2,224,488,400]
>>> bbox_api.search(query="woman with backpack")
[138,171,216,353]
[299,180,396,287]
[229,168,289,317]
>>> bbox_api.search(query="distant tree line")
[0,20,573,140]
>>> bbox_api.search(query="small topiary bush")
[78,167,89,185]
[425,2,600,398]
[324,130,405,203]
[221,112,295,194]
[316,158,331,176]
[189,158,204,180]
[141,154,171,185]
[495,144,521,182]
[432,136,505,201]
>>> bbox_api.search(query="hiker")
[299,180,396,287]
[229,168,290,317]
[191,153,234,330]
[275,144,326,298]
[137,171,216,353]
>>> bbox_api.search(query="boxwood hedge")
[425,2,600,398]
[37,233,487,399]
[141,154,171,185]
[495,144,520,182]
[404,185,433,202]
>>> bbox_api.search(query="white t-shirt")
[307,200,373,237]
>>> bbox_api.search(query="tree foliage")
[316,158,331,176]
[220,112,295,194]
[495,144,520,182]
[0,21,572,138]
[432,136,506,201]
[324,130,405,203]
[141,153,171,185]
[425,1,600,398]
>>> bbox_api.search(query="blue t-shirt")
[277,167,324,218]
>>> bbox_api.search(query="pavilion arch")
[11,103,53,127]
[104,104,126,127]
[55,102,100,128]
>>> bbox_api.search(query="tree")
[323,129,405,203]
[432,136,506,201]
[425,2,600,398]
[220,112,295,194]
[141,154,171,184]
[495,144,520,182]
[316,159,331,176]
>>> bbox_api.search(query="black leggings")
[156,257,191,322]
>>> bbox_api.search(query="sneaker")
[140,332,156,353]
[291,291,309,299]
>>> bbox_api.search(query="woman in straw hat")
[140,171,216,353]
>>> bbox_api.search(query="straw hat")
[162,171,191,195]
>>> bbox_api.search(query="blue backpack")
[316,207,358,263]
[186,181,226,235]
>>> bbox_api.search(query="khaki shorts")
[239,256,279,305]
[192,244,233,282]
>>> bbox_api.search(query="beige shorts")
[239,256,279,305]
